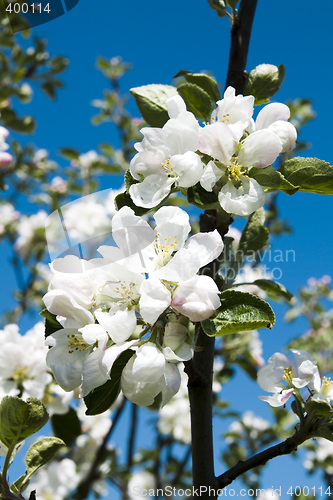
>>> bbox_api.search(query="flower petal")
[238,129,282,168]
[129,174,174,208]
[139,277,171,324]
[218,178,265,216]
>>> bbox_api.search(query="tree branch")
[216,428,307,488]
[225,0,258,93]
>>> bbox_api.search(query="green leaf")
[0,397,49,448]
[248,165,299,195]
[201,290,275,336]
[186,183,219,209]
[51,407,82,447]
[130,84,178,127]
[278,157,333,194]
[305,399,333,418]
[25,437,64,476]
[124,169,138,192]
[84,349,135,415]
[174,70,221,102]
[244,64,286,104]
[39,309,63,338]
[239,208,269,256]
[251,279,293,302]
[115,192,150,217]
[0,108,35,134]
[177,82,213,120]
[59,147,80,160]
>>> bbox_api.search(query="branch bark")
[185,1,259,496]
[225,0,258,93]
[217,428,307,488]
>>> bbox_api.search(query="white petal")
[172,152,204,188]
[163,116,199,154]
[166,94,187,118]
[198,122,237,164]
[130,149,166,179]
[161,363,181,406]
[132,343,166,383]
[239,130,282,168]
[215,86,254,127]
[81,349,109,397]
[102,340,137,372]
[154,206,191,251]
[43,289,94,328]
[218,178,265,216]
[79,324,108,346]
[256,102,291,129]
[139,278,171,324]
[95,309,137,343]
[172,275,220,322]
[155,247,201,281]
[268,121,297,152]
[46,329,90,391]
[121,356,162,406]
[200,160,223,192]
[184,230,223,268]
[129,174,174,208]
[259,389,294,407]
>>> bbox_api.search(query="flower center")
[98,280,140,308]
[67,333,90,354]
[227,159,244,182]
[13,365,29,382]
[321,376,333,397]
[154,233,178,268]
[161,156,177,178]
[283,366,295,387]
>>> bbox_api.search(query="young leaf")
[59,147,80,160]
[186,183,219,209]
[130,84,178,127]
[25,438,64,477]
[239,208,269,256]
[248,165,299,195]
[201,290,275,336]
[84,349,135,415]
[244,64,285,104]
[177,82,213,119]
[174,70,221,102]
[278,157,333,194]
[39,309,63,338]
[0,397,49,448]
[251,279,293,302]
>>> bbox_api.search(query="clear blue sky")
[2,0,333,496]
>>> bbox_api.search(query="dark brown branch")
[217,428,307,488]
[126,403,138,470]
[225,0,258,93]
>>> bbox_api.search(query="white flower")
[121,342,181,407]
[129,95,204,208]
[257,349,320,407]
[28,458,80,500]
[0,202,20,235]
[0,322,52,400]
[198,87,297,216]
[128,471,156,500]
[0,126,12,165]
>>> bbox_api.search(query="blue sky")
[2,0,333,496]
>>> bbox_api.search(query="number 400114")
[6,3,51,14]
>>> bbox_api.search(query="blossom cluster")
[43,206,223,407]
[257,349,333,407]
[129,87,297,216]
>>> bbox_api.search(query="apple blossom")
[257,349,321,407]
[129,95,204,208]
[0,125,13,166]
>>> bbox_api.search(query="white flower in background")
[0,126,13,165]
[0,202,20,235]
[28,458,80,500]
[129,95,204,208]
[15,210,49,258]
[43,383,74,416]
[50,176,67,194]
[198,86,297,216]
[304,438,333,475]
[257,489,280,500]
[72,150,99,169]
[233,263,272,297]
[226,411,270,444]
[257,349,320,407]
[0,323,52,400]
[128,471,156,500]
[60,198,111,242]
